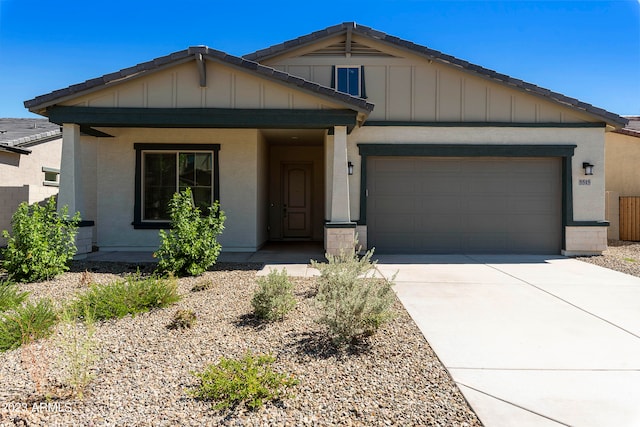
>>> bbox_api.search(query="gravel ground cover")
[0,261,482,427]
[577,240,640,278]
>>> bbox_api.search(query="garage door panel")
[372,196,415,214]
[419,195,463,213]
[367,156,561,254]
[373,174,416,194]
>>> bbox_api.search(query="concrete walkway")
[85,249,640,425]
[372,254,640,427]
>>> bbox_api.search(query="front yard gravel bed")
[577,240,640,278]
[0,262,481,426]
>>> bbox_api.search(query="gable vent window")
[332,66,367,98]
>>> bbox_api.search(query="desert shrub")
[155,188,225,277]
[0,280,29,312]
[167,309,196,329]
[251,269,296,321]
[2,197,80,282]
[191,279,214,292]
[190,352,298,411]
[54,304,99,399]
[70,273,181,321]
[311,248,395,346]
[0,298,58,352]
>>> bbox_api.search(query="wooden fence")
[620,197,640,241]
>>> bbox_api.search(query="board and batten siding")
[61,61,345,111]
[264,31,594,124]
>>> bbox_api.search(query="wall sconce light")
[348,161,354,175]
[582,162,594,176]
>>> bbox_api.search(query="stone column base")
[562,226,607,256]
[324,222,357,256]
[73,221,95,260]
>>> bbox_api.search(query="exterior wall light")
[348,161,354,175]
[582,162,594,176]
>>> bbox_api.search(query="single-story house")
[605,117,640,240]
[0,119,62,246]
[24,22,628,257]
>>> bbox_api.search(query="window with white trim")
[133,143,220,228]
[42,166,60,187]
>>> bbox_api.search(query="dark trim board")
[48,106,360,134]
[132,143,220,229]
[357,143,579,251]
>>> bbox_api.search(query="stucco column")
[325,125,356,254]
[329,125,350,222]
[58,123,83,216]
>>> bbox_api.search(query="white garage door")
[367,156,562,254]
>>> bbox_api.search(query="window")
[42,166,60,187]
[335,66,361,97]
[133,143,220,228]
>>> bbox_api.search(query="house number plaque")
[579,179,591,186]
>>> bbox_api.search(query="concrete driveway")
[371,254,640,427]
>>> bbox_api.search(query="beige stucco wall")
[346,126,606,225]
[0,138,62,245]
[82,128,263,252]
[604,131,640,239]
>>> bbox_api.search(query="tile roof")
[0,118,61,154]
[24,46,374,114]
[614,116,640,138]
[244,22,628,128]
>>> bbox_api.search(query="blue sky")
[0,0,638,118]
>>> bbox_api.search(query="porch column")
[59,123,93,259]
[325,125,356,254]
[59,123,83,216]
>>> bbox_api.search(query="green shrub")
[155,188,225,277]
[311,248,396,346]
[251,269,296,321]
[0,299,58,352]
[191,279,214,292]
[54,304,99,399]
[190,352,298,411]
[0,280,29,312]
[167,309,197,329]
[70,273,181,321]
[2,197,80,282]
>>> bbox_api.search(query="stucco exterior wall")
[604,131,640,240]
[86,128,262,252]
[0,138,62,245]
[346,126,605,224]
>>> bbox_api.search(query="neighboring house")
[0,118,62,246]
[605,117,640,240]
[23,22,627,257]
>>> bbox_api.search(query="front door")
[282,162,312,238]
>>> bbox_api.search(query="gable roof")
[614,116,640,138]
[244,22,628,128]
[24,46,374,115]
[0,118,61,155]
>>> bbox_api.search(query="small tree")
[2,197,80,282]
[155,188,225,277]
